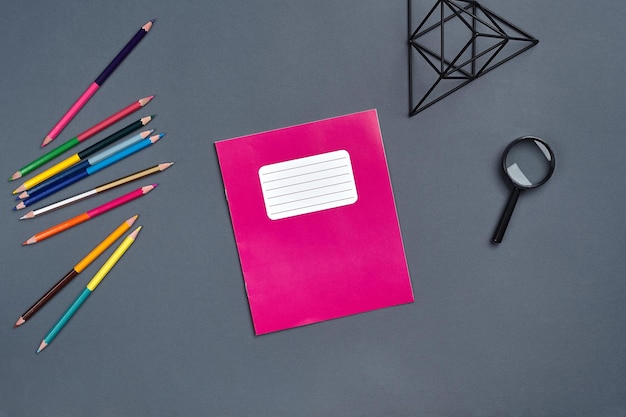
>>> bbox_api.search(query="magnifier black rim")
[501,135,555,189]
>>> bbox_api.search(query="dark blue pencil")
[15,134,164,209]
[17,129,153,199]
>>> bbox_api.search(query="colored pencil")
[15,215,138,327]
[18,163,173,218]
[41,20,154,147]
[9,96,153,181]
[17,128,154,199]
[14,116,153,194]
[23,185,155,245]
[37,225,142,352]
[17,134,164,205]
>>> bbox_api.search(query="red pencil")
[9,96,154,181]
[75,96,154,143]
[22,184,156,245]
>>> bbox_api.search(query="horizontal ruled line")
[261,164,349,184]
[260,156,347,176]
[269,196,357,216]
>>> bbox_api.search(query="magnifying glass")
[492,136,555,243]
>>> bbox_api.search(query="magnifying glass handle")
[492,187,521,243]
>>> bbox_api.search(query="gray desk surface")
[1,1,625,416]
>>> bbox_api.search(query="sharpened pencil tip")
[41,136,54,147]
[129,226,142,240]
[12,184,26,194]
[142,184,157,193]
[23,237,36,246]
[149,133,164,143]
[139,129,154,139]
[9,171,21,181]
[19,211,34,220]
[138,96,154,106]
[37,340,47,353]
[143,20,154,32]
[126,214,139,226]
[14,317,25,328]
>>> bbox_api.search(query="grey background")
[1,1,625,416]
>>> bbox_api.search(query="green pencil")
[9,96,153,181]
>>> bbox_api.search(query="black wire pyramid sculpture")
[408,0,538,116]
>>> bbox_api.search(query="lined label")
[259,150,358,220]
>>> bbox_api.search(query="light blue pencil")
[18,129,154,199]
[18,133,165,205]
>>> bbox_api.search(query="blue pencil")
[17,129,153,199]
[15,133,165,208]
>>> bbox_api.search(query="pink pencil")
[41,20,154,147]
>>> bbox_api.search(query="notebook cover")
[215,109,414,334]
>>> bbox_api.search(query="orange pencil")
[22,185,156,245]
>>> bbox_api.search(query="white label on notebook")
[259,150,358,220]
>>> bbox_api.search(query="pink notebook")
[215,109,414,335]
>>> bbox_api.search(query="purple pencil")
[41,20,154,147]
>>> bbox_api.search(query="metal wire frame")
[408,0,538,116]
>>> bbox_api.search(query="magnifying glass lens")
[504,139,553,188]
